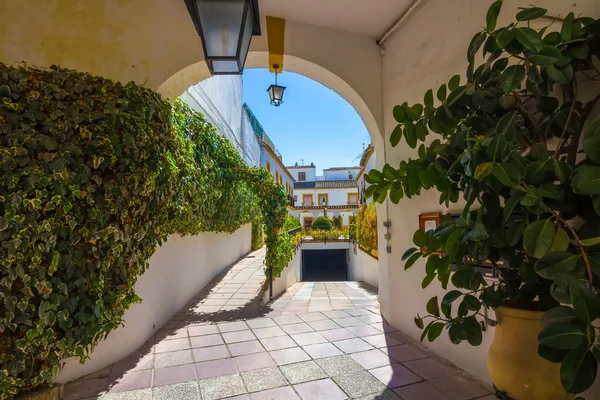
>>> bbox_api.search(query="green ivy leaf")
[571,165,600,195]
[523,219,556,259]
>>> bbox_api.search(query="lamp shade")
[185,0,261,75]
[267,84,286,107]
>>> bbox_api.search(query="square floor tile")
[403,358,458,380]
[152,381,200,400]
[191,334,224,348]
[353,390,401,400]
[345,308,375,317]
[302,343,343,359]
[188,325,220,337]
[315,355,363,377]
[369,363,421,388]
[192,345,230,362]
[334,371,387,398]
[155,328,188,341]
[269,347,311,365]
[332,317,366,327]
[195,358,237,380]
[241,367,287,392]
[259,336,297,351]
[293,378,347,400]
[64,376,110,400]
[362,334,401,348]
[154,364,196,387]
[252,326,287,339]
[298,312,328,322]
[234,352,276,372]
[351,349,393,369]
[223,330,256,344]
[155,350,193,368]
[393,382,449,400]
[199,374,247,400]
[322,310,351,319]
[228,340,264,356]
[107,370,153,393]
[307,319,340,331]
[345,325,381,337]
[318,328,355,342]
[428,373,491,400]
[333,338,373,354]
[103,388,152,399]
[273,315,303,325]
[246,318,276,329]
[250,386,300,400]
[382,345,427,362]
[218,321,248,333]
[291,332,327,346]
[281,323,314,335]
[280,361,328,384]
[155,338,191,353]
[357,314,382,324]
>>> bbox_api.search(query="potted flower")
[365,2,600,398]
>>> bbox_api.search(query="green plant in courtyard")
[252,221,264,250]
[0,63,286,398]
[282,215,301,231]
[365,2,600,394]
[356,203,378,253]
[310,228,349,241]
[311,216,333,231]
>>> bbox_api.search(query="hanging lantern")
[184,0,261,75]
[267,65,286,107]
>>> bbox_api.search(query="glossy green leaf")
[404,123,417,149]
[534,251,580,279]
[405,252,421,270]
[500,65,526,93]
[427,322,445,342]
[561,348,597,394]
[503,193,524,224]
[546,64,574,85]
[553,159,573,184]
[580,237,600,247]
[528,46,562,65]
[402,247,419,261]
[541,306,577,328]
[516,7,547,21]
[426,296,440,316]
[523,219,556,259]
[486,0,503,31]
[515,27,544,52]
[486,135,506,161]
[548,227,569,253]
[393,105,407,123]
[538,323,584,349]
[424,89,434,108]
[583,137,600,164]
[570,282,600,323]
[492,163,521,187]
[561,12,576,42]
[437,84,447,102]
[475,162,494,180]
[571,165,600,195]
[390,125,403,147]
[448,75,461,91]
[414,316,425,329]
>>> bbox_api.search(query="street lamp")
[184,0,261,75]
[267,64,286,106]
[322,198,327,218]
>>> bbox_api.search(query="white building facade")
[355,144,376,205]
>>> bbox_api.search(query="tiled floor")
[64,248,493,400]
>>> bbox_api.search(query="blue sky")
[242,69,370,175]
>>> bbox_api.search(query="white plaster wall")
[348,244,379,289]
[324,169,361,180]
[266,251,301,302]
[378,0,600,395]
[294,188,359,207]
[56,224,252,383]
[288,167,317,181]
[241,110,261,167]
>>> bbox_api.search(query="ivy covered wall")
[0,63,287,398]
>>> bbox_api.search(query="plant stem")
[553,95,577,158]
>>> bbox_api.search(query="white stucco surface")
[348,244,379,289]
[323,168,361,180]
[56,224,252,383]
[288,166,317,182]
[265,251,302,303]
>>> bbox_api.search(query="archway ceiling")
[260,0,413,38]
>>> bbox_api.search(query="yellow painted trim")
[262,145,295,182]
[266,160,271,173]
[266,17,286,72]
[302,194,313,206]
[317,193,329,206]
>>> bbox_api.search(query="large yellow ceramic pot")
[487,306,573,400]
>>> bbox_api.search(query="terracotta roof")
[294,180,358,189]
[323,166,361,171]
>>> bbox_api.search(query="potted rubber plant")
[365,1,600,398]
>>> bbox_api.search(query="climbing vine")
[0,63,286,398]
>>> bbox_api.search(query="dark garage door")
[302,249,347,281]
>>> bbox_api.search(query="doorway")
[302,249,348,281]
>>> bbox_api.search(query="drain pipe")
[377,0,425,46]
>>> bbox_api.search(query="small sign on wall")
[419,213,442,233]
